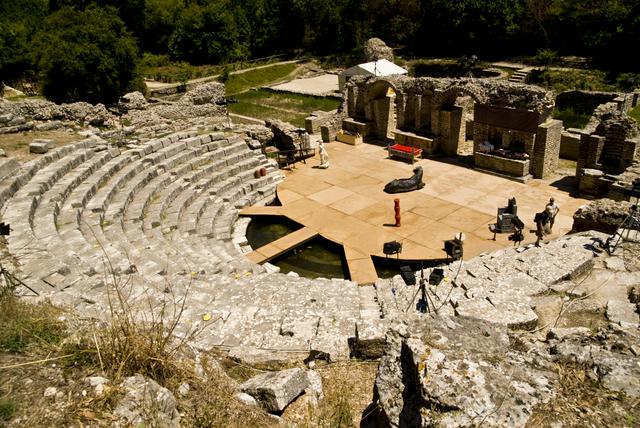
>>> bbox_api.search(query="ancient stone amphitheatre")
[1,70,640,425]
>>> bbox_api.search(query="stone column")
[396,92,406,129]
[439,107,464,156]
[347,86,357,118]
[532,119,562,179]
[622,138,640,169]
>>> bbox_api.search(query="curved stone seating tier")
[0,131,279,294]
[0,125,607,364]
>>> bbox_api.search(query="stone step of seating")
[85,159,149,214]
[118,219,186,277]
[100,145,228,227]
[3,149,100,271]
[194,196,225,237]
[3,149,92,231]
[0,142,85,209]
[48,150,116,211]
[65,155,132,210]
[103,167,161,223]
[21,151,93,201]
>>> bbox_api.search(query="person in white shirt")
[545,197,559,232]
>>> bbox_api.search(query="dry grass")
[282,360,379,427]
[0,130,79,162]
[527,363,640,427]
[0,261,282,427]
[174,355,278,428]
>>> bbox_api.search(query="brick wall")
[532,119,562,179]
[474,152,530,177]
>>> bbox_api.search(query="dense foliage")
[0,0,639,103]
[32,6,139,104]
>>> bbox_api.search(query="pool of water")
[245,215,302,249]
[271,236,350,280]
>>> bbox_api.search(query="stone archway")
[367,79,399,140]
[432,85,487,156]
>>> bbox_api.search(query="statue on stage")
[384,166,425,193]
[318,141,329,169]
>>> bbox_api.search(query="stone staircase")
[508,67,535,83]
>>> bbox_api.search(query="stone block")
[606,299,639,327]
[474,152,529,177]
[0,157,19,181]
[352,318,387,359]
[29,139,55,154]
[240,368,309,412]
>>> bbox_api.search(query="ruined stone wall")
[344,76,558,174]
[560,131,580,160]
[474,152,530,177]
[532,119,562,179]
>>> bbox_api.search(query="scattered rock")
[571,199,633,234]
[114,375,180,428]
[30,139,55,154]
[604,257,627,271]
[305,369,324,401]
[118,91,148,111]
[34,120,63,131]
[240,368,309,413]
[363,38,394,62]
[44,387,58,397]
[606,299,639,327]
[177,382,190,397]
[369,318,555,427]
[547,327,592,341]
[85,376,109,396]
[236,392,259,407]
[2,84,25,98]
[179,82,225,106]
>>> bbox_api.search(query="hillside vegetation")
[2,0,640,105]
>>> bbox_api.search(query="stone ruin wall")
[575,97,640,200]
[343,75,561,179]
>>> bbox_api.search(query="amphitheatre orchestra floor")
[243,141,588,284]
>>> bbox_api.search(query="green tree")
[142,0,186,54]
[31,6,139,104]
[0,0,48,87]
[169,1,249,65]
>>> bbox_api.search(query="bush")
[532,49,558,67]
[552,107,591,129]
[31,6,139,105]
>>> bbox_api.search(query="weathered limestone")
[240,368,309,412]
[571,198,633,234]
[363,38,394,63]
[114,375,180,428]
[606,299,640,327]
[118,91,148,111]
[29,139,55,154]
[0,157,19,181]
[369,318,555,427]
